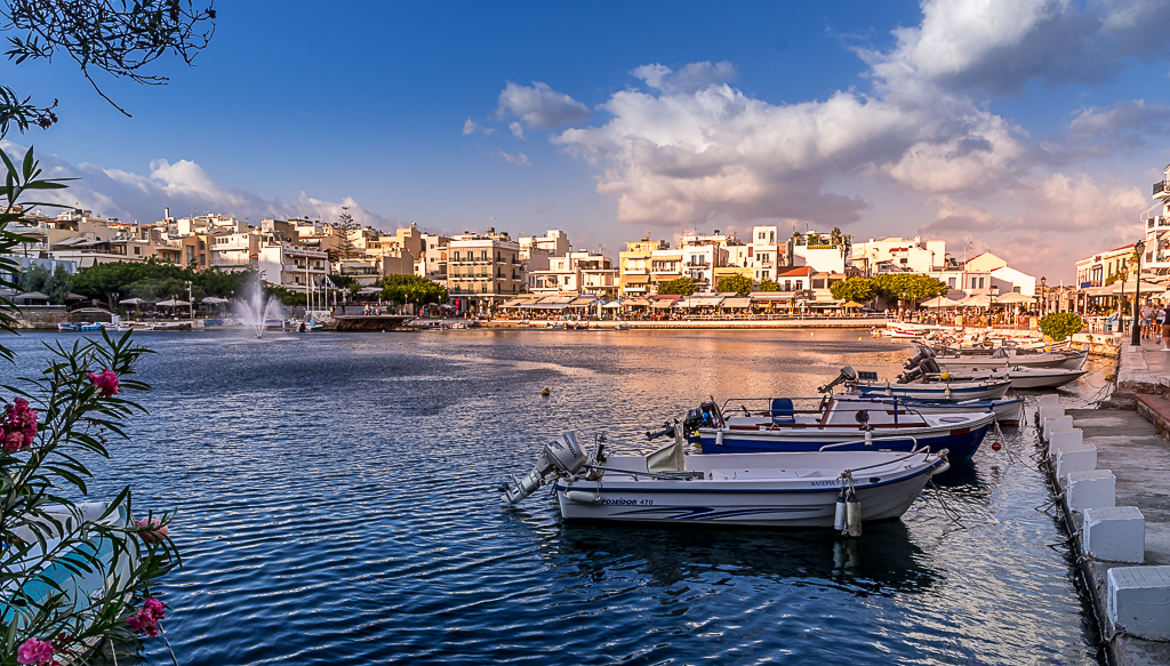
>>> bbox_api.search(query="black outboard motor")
[920,358,940,374]
[817,366,858,394]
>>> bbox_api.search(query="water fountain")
[233,280,284,338]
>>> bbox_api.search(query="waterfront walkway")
[1061,342,1170,663]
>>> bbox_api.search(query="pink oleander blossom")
[2,398,38,452]
[86,369,120,397]
[135,517,170,544]
[16,637,54,665]
[126,598,166,638]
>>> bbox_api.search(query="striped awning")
[721,297,752,308]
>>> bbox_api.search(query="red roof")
[778,266,812,277]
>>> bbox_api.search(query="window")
[948,278,956,288]
[481,250,488,261]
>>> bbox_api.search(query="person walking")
[1141,301,1154,341]
[1160,301,1170,351]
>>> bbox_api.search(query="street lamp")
[990,285,999,326]
[1040,276,1047,317]
[1131,239,1146,346]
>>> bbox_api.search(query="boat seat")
[770,398,795,424]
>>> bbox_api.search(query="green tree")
[44,264,72,304]
[1039,312,1084,342]
[334,209,359,260]
[379,274,448,306]
[830,277,876,302]
[715,274,753,296]
[656,277,697,296]
[72,260,196,307]
[19,263,50,293]
[872,274,947,307]
[758,279,781,292]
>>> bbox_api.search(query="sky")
[4,0,1170,281]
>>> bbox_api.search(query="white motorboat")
[934,348,1086,370]
[831,393,1024,426]
[501,431,948,528]
[931,366,1087,390]
[1,501,139,631]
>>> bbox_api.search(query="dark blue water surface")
[0,329,1110,665]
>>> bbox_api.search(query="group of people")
[1139,301,1170,350]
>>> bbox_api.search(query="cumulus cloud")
[509,121,525,139]
[3,142,399,229]
[862,0,1170,96]
[497,81,591,129]
[495,149,531,166]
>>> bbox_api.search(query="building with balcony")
[1075,244,1134,289]
[619,238,668,295]
[529,251,618,298]
[446,229,522,314]
[258,244,330,289]
[850,236,945,276]
[789,230,847,273]
[750,225,782,283]
[519,229,571,258]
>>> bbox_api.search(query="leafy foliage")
[656,277,697,296]
[379,274,448,306]
[19,263,49,293]
[758,279,781,292]
[72,261,255,306]
[871,273,948,305]
[715,274,753,296]
[1039,312,1084,342]
[829,277,876,303]
[1,0,216,118]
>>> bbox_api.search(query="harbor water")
[1,329,1110,664]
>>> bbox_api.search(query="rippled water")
[0,329,1110,665]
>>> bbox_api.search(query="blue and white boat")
[851,379,1011,401]
[678,396,994,459]
[500,431,949,528]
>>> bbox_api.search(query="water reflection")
[549,520,939,597]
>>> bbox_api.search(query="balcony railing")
[1155,181,1169,197]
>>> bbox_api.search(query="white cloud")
[497,81,591,129]
[3,142,400,229]
[509,121,525,139]
[862,0,1170,96]
[495,149,531,166]
[631,61,736,94]
[462,117,495,136]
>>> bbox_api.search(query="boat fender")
[565,490,600,504]
[845,489,862,538]
[833,489,847,532]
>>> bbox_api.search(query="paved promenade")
[1060,342,1170,664]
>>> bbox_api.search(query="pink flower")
[3,429,26,453]
[135,517,170,544]
[126,598,165,638]
[143,598,166,620]
[1,398,38,451]
[16,637,54,665]
[86,369,120,397]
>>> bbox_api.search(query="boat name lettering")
[600,498,650,506]
[811,480,839,487]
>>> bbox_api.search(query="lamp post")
[1040,276,1047,317]
[990,284,999,327]
[184,280,193,321]
[1131,239,1146,346]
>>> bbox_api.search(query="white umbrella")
[921,295,961,308]
[956,294,992,308]
[156,299,190,307]
[119,297,153,306]
[201,296,230,304]
[993,292,1033,305]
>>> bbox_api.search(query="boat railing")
[717,396,930,424]
[818,434,923,452]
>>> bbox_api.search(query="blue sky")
[5,0,1170,279]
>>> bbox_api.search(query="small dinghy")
[929,366,1088,390]
[500,430,948,528]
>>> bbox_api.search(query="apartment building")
[446,229,523,314]
[529,251,618,298]
[750,225,782,284]
[258,244,330,289]
[619,238,668,296]
[850,236,945,276]
[519,229,571,258]
[1075,244,1135,288]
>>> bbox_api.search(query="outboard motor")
[903,344,931,369]
[896,366,923,384]
[920,358,940,374]
[817,366,859,393]
[500,433,588,504]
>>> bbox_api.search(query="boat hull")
[554,452,944,527]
